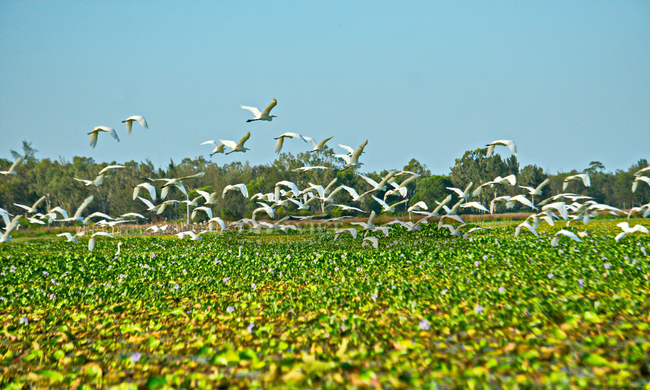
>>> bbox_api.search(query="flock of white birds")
[1,98,649,251]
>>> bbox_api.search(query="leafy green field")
[1,220,650,389]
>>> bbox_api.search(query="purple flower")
[130,352,142,363]
[19,316,28,325]
[474,304,484,314]
[482,255,488,261]
[498,287,506,293]
[173,284,179,290]
[356,267,362,272]
[371,294,377,302]
[419,319,431,330]
[43,271,49,276]
[247,322,255,334]
[224,277,229,283]
[334,267,339,272]
[268,268,274,273]
[547,273,554,279]
[251,283,256,291]
[578,278,585,287]
[48,293,56,300]
[604,264,611,270]
[475,261,480,267]
[441,289,448,295]
[227,306,234,313]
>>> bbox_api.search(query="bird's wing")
[359,174,379,188]
[125,120,133,135]
[74,177,92,185]
[219,139,237,149]
[446,187,464,197]
[274,137,285,154]
[135,115,148,129]
[536,178,550,191]
[240,105,262,118]
[260,98,277,117]
[8,157,23,172]
[316,136,334,149]
[98,165,125,175]
[236,132,251,148]
[334,154,351,164]
[89,132,99,148]
[106,127,119,141]
[177,172,205,181]
[92,231,115,238]
[338,144,355,154]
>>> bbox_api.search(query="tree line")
[0,141,648,224]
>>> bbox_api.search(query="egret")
[0,156,23,175]
[486,140,517,157]
[176,231,208,241]
[252,202,275,219]
[446,182,473,199]
[196,190,219,204]
[88,231,115,251]
[328,204,364,213]
[303,136,334,152]
[292,166,329,173]
[149,172,205,200]
[74,173,109,187]
[362,236,379,249]
[57,231,85,243]
[505,195,536,210]
[359,170,396,195]
[99,165,126,175]
[563,173,590,190]
[241,98,278,122]
[615,222,649,242]
[274,132,305,154]
[384,175,418,199]
[191,206,213,220]
[551,230,582,247]
[460,201,490,213]
[325,184,363,203]
[371,195,408,213]
[407,201,428,213]
[438,223,466,237]
[519,178,550,197]
[59,196,94,223]
[0,214,22,243]
[275,180,300,198]
[14,195,47,214]
[335,140,368,169]
[201,141,226,157]
[632,176,650,193]
[514,221,538,237]
[133,182,157,200]
[208,217,226,231]
[334,228,357,240]
[635,167,650,176]
[122,115,148,134]
[220,132,251,155]
[351,211,377,231]
[120,212,146,220]
[222,183,249,198]
[88,126,119,148]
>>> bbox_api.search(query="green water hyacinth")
[0,219,649,388]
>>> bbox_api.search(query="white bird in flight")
[241,98,277,122]
[122,115,148,134]
[88,126,119,148]
[563,173,590,190]
[615,222,649,242]
[201,141,226,157]
[0,156,23,175]
[274,133,305,154]
[632,176,650,193]
[88,231,115,251]
[486,140,517,157]
[220,132,251,155]
[223,183,249,199]
[303,136,334,153]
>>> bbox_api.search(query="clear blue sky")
[1,1,648,175]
